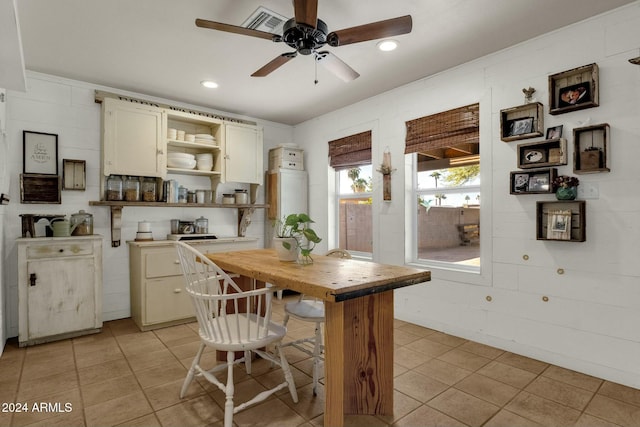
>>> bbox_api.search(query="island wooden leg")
[324,291,394,427]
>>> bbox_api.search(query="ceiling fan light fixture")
[200,80,219,89]
[377,40,398,51]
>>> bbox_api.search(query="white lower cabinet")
[17,236,104,346]
[128,238,258,331]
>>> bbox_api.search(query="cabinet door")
[27,257,96,339]
[146,276,194,324]
[224,123,263,184]
[103,98,166,178]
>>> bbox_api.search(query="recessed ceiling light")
[201,80,218,89]
[377,40,398,52]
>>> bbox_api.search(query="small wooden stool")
[20,214,65,237]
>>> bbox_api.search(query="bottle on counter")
[106,175,123,201]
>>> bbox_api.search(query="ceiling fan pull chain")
[314,53,319,85]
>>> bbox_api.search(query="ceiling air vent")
[241,6,287,35]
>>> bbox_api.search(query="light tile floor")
[1,295,639,426]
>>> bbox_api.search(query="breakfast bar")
[205,249,431,427]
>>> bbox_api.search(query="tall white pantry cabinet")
[17,236,103,346]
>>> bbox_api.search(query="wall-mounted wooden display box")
[549,63,599,115]
[510,168,557,195]
[20,174,62,204]
[573,123,610,174]
[517,138,567,169]
[500,102,544,142]
[536,200,586,242]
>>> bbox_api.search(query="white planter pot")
[273,237,298,261]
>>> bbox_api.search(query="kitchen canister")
[234,189,248,204]
[70,210,93,236]
[222,194,235,204]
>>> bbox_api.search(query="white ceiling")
[11,0,635,125]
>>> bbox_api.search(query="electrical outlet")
[577,182,599,199]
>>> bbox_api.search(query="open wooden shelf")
[536,200,586,242]
[500,102,544,142]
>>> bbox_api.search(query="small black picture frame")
[508,117,534,137]
[546,125,563,139]
[23,131,58,175]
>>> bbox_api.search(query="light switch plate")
[577,182,599,199]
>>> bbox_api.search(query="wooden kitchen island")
[206,249,431,427]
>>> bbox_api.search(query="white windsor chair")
[174,241,298,427]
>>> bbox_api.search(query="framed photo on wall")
[549,63,599,115]
[23,131,58,175]
[508,117,534,137]
[546,125,563,139]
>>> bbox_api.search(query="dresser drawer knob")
[174,260,180,264]
[173,288,182,293]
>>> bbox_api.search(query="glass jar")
[194,216,209,234]
[187,191,197,204]
[70,210,93,236]
[141,177,157,202]
[124,176,140,201]
[178,186,188,203]
[234,189,248,204]
[222,193,235,204]
[106,175,123,201]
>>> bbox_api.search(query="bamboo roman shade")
[404,104,479,154]
[328,130,372,170]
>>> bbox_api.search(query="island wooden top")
[205,249,431,302]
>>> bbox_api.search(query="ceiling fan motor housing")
[282,18,328,55]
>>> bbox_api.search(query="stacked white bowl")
[195,153,214,171]
[167,152,196,169]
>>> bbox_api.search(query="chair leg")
[180,342,205,398]
[312,321,322,396]
[244,350,252,374]
[223,351,236,427]
[277,343,299,403]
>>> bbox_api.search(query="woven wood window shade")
[405,104,479,155]
[328,130,372,170]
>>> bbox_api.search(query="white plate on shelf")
[195,134,214,139]
[167,158,197,169]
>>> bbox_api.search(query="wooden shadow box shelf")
[517,138,567,169]
[573,123,610,174]
[500,102,544,142]
[510,168,557,195]
[536,200,586,242]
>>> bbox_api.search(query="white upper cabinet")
[224,123,263,185]
[102,98,166,178]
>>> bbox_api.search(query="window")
[336,165,373,255]
[328,131,372,256]
[406,104,480,269]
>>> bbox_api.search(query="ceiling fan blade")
[327,15,412,47]
[294,0,318,28]
[251,52,298,77]
[315,51,359,82]
[196,18,276,41]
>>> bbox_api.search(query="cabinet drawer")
[145,251,182,278]
[146,277,194,324]
[26,241,94,259]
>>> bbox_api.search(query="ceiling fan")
[195,0,412,82]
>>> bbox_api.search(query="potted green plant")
[274,213,322,264]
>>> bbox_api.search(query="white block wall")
[294,3,640,388]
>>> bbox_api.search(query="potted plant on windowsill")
[273,213,322,264]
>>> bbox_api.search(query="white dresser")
[17,236,103,346]
[128,238,258,331]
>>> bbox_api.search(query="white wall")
[2,72,294,337]
[294,3,640,389]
